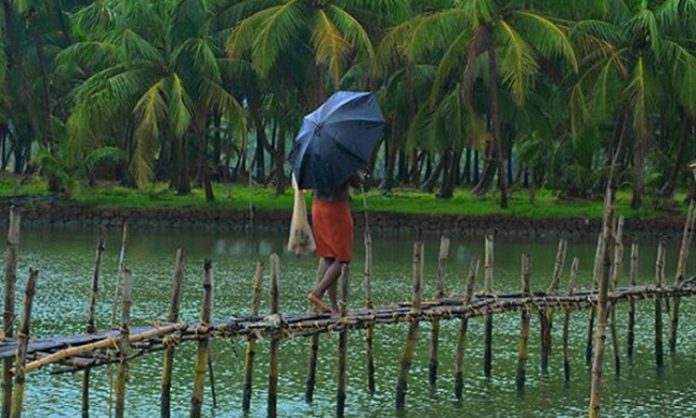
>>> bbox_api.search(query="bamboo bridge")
[2,190,696,418]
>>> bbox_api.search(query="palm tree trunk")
[487,35,509,209]
[379,118,398,190]
[473,144,496,195]
[631,133,646,209]
[660,115,691,200]
[274,125,286,195]
[174,135,191,195]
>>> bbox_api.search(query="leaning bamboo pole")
[428,236,449,389]
[609,216,625,375]
[267,254,281,418]
[396,242,423,410]
[363,229,376,395]
[161,249,186,418]
[114,269,132,418]
[586,233,604,366]
[82,240,105,418]
[515,254,531,391]
[305,259,329,403]
[109,223,128,417]
[563,257,579,381]
[540,239,567,373]
[2,207,20,418]
[668,199,696,352]
[190,260,214,418]
[483,235,494,378]
[454,257,479,400]
[337,264,350,417]
[242,261,264,412]
[8,269,37,418]
[627,242,638,359]
[655,242,666,368]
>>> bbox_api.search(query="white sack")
[287,175,316,256]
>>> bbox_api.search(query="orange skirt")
[311,200,354,262]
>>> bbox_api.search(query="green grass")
[0,176,687,219]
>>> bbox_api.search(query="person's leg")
[308,258,341,313]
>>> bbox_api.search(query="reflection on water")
[6,226,696,417]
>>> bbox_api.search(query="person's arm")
[348,170,367,188]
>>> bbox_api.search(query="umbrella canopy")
[289,91,385,191]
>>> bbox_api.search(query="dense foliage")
[1,0,696,209]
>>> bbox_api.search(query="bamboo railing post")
[586,233,604,366]
[268,254,281,418]
[109,223,127,417]
[483,234,494,378]
[161,249,186,418]
[627,242,638,359]
[563,257,579,382]
[455,257,479,400]
[242,261,264,412]
[8,268,37,418]
[669,200,696,352]
[515,254,531,391]
[305,259,329,403]
[655,242,666,368]
[190,260,214,418]
[609,216,625,375]
[2,207,20,418]
[114,268,132,418]
[396,242,423,411]
[82,239,105,418]
[429,236,449,390]
[363,229,376,395]
[541,238,567,373]
[337,264,350,417]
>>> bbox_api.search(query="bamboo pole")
[82,240,105,418]
[563,257,579,382]
[363,229,376,395]
[190,260,214,418]
[242,261,264,412]
[268,254,280,418]
[2,207,20,418]
[669,200,696,352]
[109,223,127,417]
[455,257,479,400]
[395,242,423,410]
[515,254,531,391]
[114,268,132,418]
[586,233,604,366]
[428,236,449,389]
[305,259,329,403]
[483,234,494,378]
[161,249,186,418]
[655,242,666,368]
[627,242,638,359]
[337,264,350,418]
[609,216,624,375]
[8,268,37,418]
[540,239,566,373]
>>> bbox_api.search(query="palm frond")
[513,11,578,72]
[131,79,168,188]
[430,28,474,105]
[663,40,696,115]
[624,55,652,141]
[497,20,539,104]
[253,0,304,76]
[328,5,375,62]
[403,9,468,61]
[168,74,192,138]
[311,9,351,85]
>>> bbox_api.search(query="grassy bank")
[0,176,686,219]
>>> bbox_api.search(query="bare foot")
[307,293,332,313]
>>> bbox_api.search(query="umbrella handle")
[360,184,370,232]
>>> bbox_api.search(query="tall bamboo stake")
[429,236,449,389]
[540,238,567,373]
[82,240,105,418]
[655,242,666,368]
[363,229,376,395]
[609,216,624,375]
[305,259,329,403]
[337,264,350,417]
[586,233,604,366]
[114,268,132,418]
[268,254,280,418]
[2,207,20,418]
[483,234,494,378]
[109,223,128,418]
[8,268,37,418]
[190,260,213,418]
[563,257,579,382]
[627,242,638,359]
[454,257,479,400]
[161,249,186,418]
[669,200,696,352]
[515,254,531,391]
[242,261,264,412]
[396,242,423,410]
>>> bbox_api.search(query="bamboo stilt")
[161,249,186,418]
[627,242,638,359]
[563,257,579,382]
[483,235,494,378]
[586,233,604,366]
[114,268,132,418]
[242,261,264,412]
[428,236,449,389]
[8,268,37,418]
[515,254,531,391]
[268,254,280,418]
[305,259,329,403]
[609,216,625,375]
[363,230,376,395]
[655,242,666,368]
[82,240,105,418]
[396,242,423,410]
[541,239,567,372]
[337,264,350,418]
[190,260,213,418]
[2,207,20,418]
[455,257,479,400]
[109,223,127,418]
[669,200,696,352]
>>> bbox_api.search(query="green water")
[7,227,696,417]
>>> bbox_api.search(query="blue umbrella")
[289,91,385,192]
